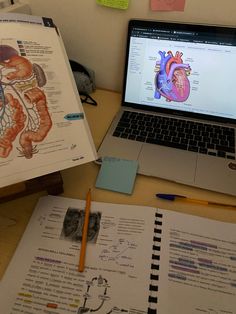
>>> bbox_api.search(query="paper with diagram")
[0,195,236,313]
[0,13,97,188]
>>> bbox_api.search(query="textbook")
[0,13,97,188]
[0,195,236,313]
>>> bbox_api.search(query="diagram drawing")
[99,239,137,268]
[154,50,191,102]
[77,275,128,314]
[0,44,51,159]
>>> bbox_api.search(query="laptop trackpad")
[138,144,197,183]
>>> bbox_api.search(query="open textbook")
[0,13,97,188]
[0,195,236,313]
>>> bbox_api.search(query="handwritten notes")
[96,0,129,10]
[151,0,186,11]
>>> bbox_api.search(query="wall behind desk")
[29,0,236,92]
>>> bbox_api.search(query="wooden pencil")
[78,189,91,272]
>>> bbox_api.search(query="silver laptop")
[98,19,236,196]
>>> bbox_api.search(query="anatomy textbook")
[0,13,97,188]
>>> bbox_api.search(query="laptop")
[98,19,236,196]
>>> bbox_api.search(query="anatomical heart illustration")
[154,50,191,102]
[0,45,52,159]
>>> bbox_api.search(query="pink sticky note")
[151,0,186,11]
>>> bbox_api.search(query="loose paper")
[96,0,129,10]
[151,0,186,11]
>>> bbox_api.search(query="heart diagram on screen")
[154,50,191,102]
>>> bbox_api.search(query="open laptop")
[98,19,236,196]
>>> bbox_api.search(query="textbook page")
[0,195,156,313]
[156,209,236,314]
[0,14,97,188]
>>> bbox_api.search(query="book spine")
[148,211,163,314]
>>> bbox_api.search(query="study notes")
[0,13,97,188]
[0,195,236,313]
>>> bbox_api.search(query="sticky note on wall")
[151,0,186,11]
[96,0,129,10]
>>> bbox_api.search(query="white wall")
[28,0,236,91]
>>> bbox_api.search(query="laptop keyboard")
[112,111,235,160]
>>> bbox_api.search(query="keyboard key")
[216,145,235,153]
[128,134,136,140]
[198,142,206,148]
[136,136,146,142]
[113,131,121,137]
[146,138,187,150]
[207,143,215,149]
[217,151,226,158]
[121,133,129,138]
[208,151,217,156]
[199,148,208,154]
[188,146,198,152]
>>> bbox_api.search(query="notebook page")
[0,195,156,313]
[156,209,236,314]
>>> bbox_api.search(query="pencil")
[78,189,91,272]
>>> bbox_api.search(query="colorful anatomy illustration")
[0,44,52,159]
[154,50,191,102]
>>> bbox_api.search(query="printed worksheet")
[1,195,235,313]
[0,196,156,313]
[156,209,236,314]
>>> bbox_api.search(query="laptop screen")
[123,20,236,123]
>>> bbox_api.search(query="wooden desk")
[0,89,236,279]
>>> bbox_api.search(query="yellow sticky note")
[96,0,129,10]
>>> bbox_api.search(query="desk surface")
[0,89,236,279]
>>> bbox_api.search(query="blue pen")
[156,193,236,208]
[156,193,182,201]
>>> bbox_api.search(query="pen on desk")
[78,189,91,272]
[156,193,236,209]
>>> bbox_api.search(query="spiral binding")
[148,211,163,314]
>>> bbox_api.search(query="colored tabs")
[18,293,32,298]
[64,113,84,120]
[47,303,58,309]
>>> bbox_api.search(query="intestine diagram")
[0,44,52,159]
[154,50,191,102]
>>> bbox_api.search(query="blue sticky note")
[95,157,138,194]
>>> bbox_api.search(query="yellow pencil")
[78,189,91,272]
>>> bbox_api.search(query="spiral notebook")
[1,196,236,313]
